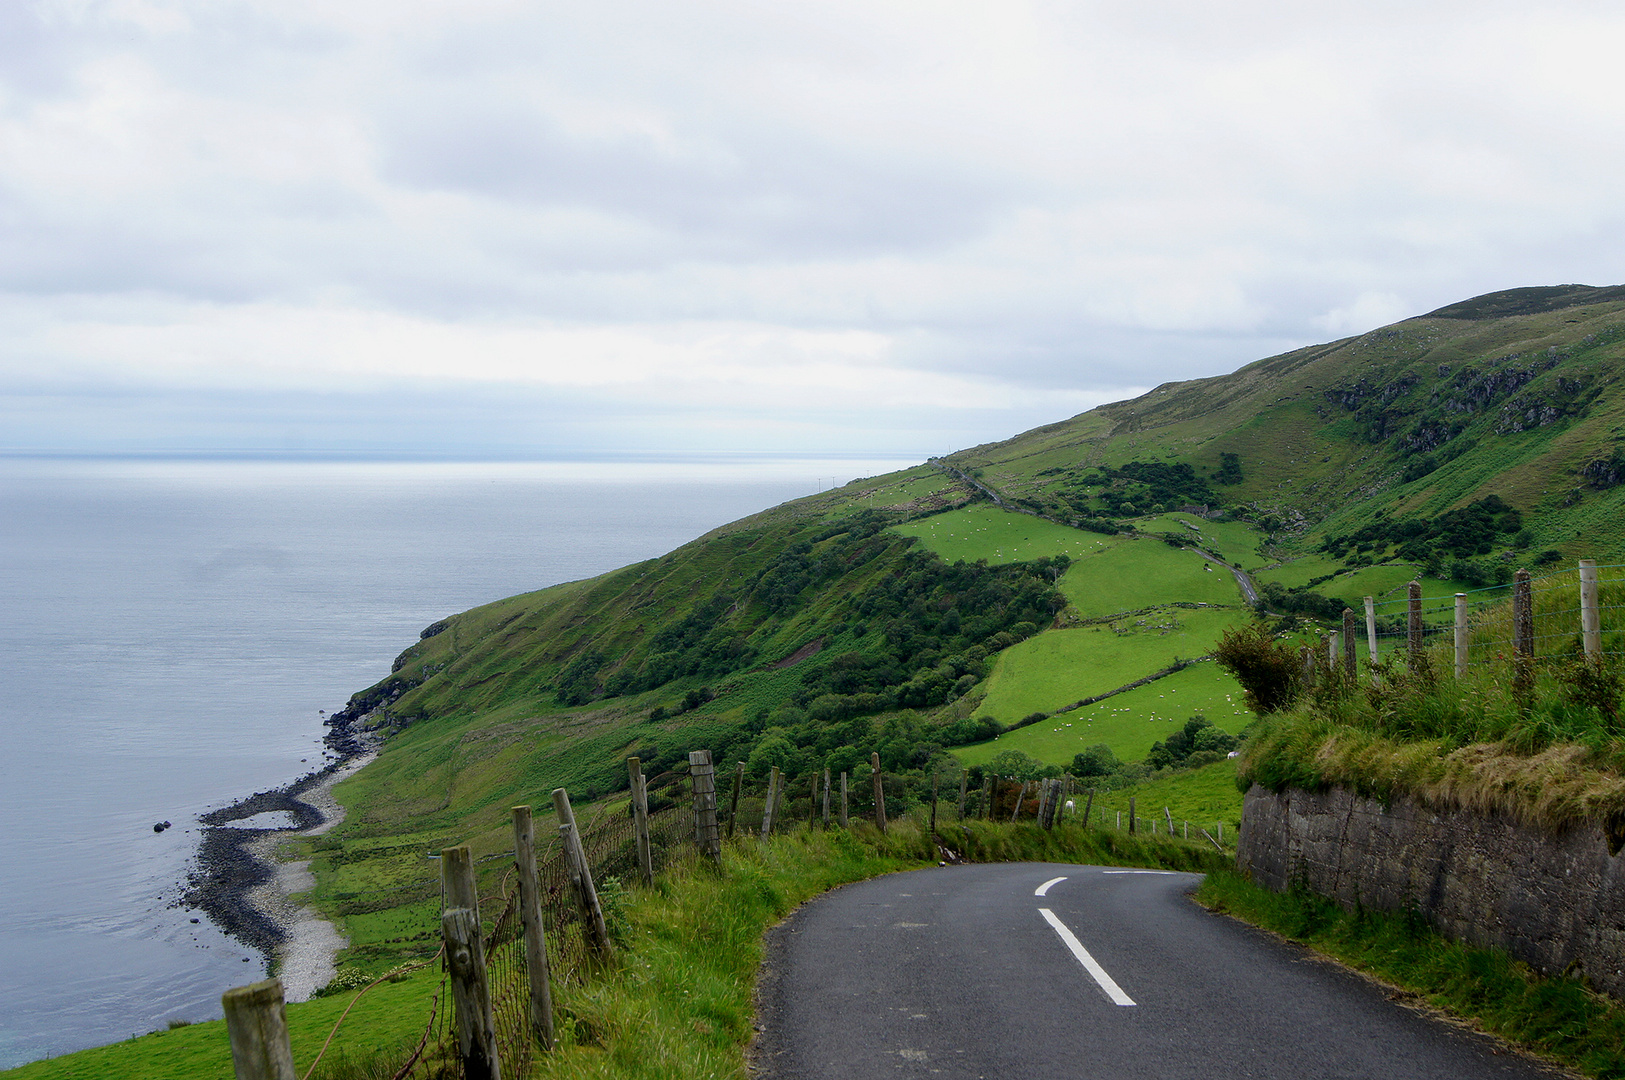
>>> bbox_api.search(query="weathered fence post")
[222,979,296,1080]
[627,759,653,887]
[1035,780,1050,829]
[822,768,832,827]
[807,774,818,831]
[1300,645,1314,683]
[1364,595,1379,680]
[1342,609,1357,677]
[1081,787,1095,830]
[552,789,611,959]
[982,774,994,820]
[761,766,781,838]
[930,769,939,833]
[1454,593,1469,678]
[690,750,721,862]
[1513,569,1535,700]
[1009,780,1026,823]
[1165,806,1174,836]
[958,772,968,819]
[871,752,887,834]
[1581,560,1602,659]
[726,760,745,839]
[1327,631,1339,669]
[1407,580,1423,667]
[839,771,849,827]
[442,844,502,1080]
[1128,796,1137,834]
[511,806,556,1052]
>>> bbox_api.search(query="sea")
[0,455,916,1069]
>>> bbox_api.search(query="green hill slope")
[299,283,1625,981]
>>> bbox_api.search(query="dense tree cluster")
[1319,495,1523,565]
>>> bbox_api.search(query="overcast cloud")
[3,0,1623,458]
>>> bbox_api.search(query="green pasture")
[1088,758,1246,838]
[970,608,1242,728]
[1139,513,1271,570]
[955,655,1251,767]
[891,505,1122,566]
[1061,539,1245,616]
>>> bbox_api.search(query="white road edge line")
[1101,870,1178,875]
[1038,908,1136,1007]
[1035,876,1068,896]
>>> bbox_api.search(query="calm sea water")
[0,456,913,1068]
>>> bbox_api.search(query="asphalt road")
[754,863,1566,1080]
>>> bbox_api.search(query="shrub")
[1214,622,1301,715]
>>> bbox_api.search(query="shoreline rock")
[180,707,379,997]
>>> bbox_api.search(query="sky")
[3,0,1624,461]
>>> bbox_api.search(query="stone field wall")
[1238,783,1625,999]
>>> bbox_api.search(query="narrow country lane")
[753,863,1565,1080]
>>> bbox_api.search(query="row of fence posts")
[1301,561,1605,687]
[221,785,611,1080]
[222,737,1230,1079]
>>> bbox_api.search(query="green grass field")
[1087,758,1246,838]
[1138,514,1272,570]
[891,505,1125,565]
[970,607,1242,726]
[955,656,1253,767]
[1060,540,1245,615]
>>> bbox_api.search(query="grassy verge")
[1196,868,1625,1077]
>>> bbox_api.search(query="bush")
[1214,622,1301,715]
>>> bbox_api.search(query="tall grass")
[1236,566,1625,829]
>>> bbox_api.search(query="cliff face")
[1238,784,1625,999]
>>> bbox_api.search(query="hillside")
[300,283,1625,980]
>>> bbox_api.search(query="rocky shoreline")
[181,707,378,998]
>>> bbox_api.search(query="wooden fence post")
[627,759,652,887]
[551,789,611,959]
[1407,580,1423,667]
[1165,806,1174,836]
[839,770,849,828]
[871,752,887,834]
[1081,787,1095,830]
[1342,609,1357,677]
[930,769,939,833]
[222,979,296,1080]
[957,772,968,819]
[441,844,502,1080]
[511,806,556,1052]
[982,774,994,820]
[726,761,745,839]
[1300,645,1314,683]
[1327,631,1339,670]
[1454,594,1469,678]
[807,775,818,831]
[822,768,831,827]
[1128,796,1136,834]
[1581,560,1602,659]
[1513,569,1535,700]
[690,750,721,862]
[761,766,780,838]
[1364,595,1379,680]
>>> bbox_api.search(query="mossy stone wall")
[1237,783,1625,999]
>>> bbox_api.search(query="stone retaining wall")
[1237,783,1625,999]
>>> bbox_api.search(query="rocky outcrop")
[1238,784,1625,999]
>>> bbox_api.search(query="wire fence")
[1290,560,1625,678]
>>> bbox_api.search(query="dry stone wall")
[1238,783,1625,999]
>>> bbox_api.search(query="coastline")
[183,711,379,1001]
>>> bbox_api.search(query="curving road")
[754,863,1564,1079]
